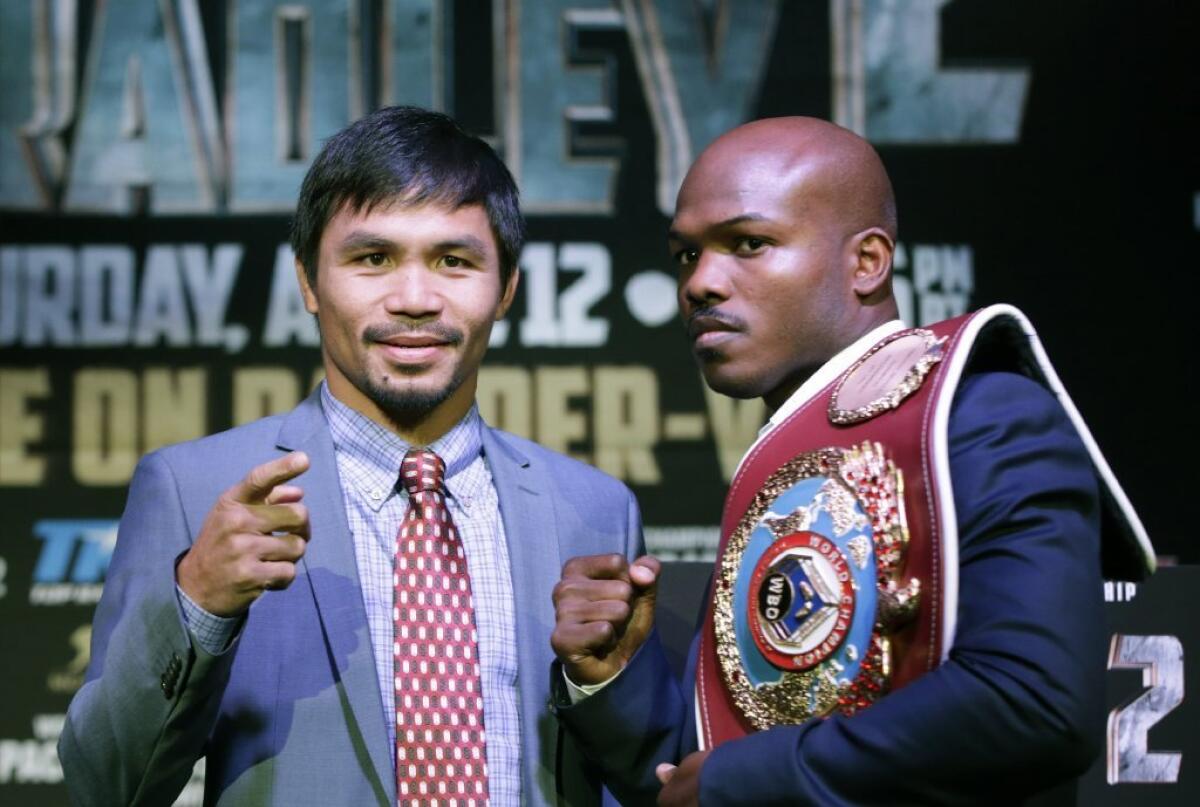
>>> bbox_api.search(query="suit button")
[161,677,175,700]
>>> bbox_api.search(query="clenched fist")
[551,553,661,685]
[176,451,311,617]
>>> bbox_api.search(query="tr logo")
[32,520,117,584]
[29,520,117,606]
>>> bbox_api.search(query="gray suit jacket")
[58,391,643,806]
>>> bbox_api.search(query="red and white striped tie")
[393,448,489,806]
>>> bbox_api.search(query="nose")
[383,265,444,321]
[679,251,732,312]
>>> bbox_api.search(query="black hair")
[291,105,525,287]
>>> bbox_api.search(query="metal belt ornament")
[713,441,921,727]
[697,323,960,747]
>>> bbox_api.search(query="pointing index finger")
[230,452,310,504]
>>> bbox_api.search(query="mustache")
[685,306,746,337]
[362,321,464,346]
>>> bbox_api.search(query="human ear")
[850,229,894,301]
[295,259,319,315]
[495,267,520,320]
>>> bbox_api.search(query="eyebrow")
[432,235,491,258]
[333,232,492,258]
[334,231,396,253]
[667,213,772,241]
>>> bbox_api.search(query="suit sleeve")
[58,451,238,806]
[697,371,1107,805]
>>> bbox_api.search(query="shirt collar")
[320,382,485,511]
[760,319,907,439]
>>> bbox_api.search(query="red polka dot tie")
[394,449,489,806]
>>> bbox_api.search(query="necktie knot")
[400,448,446,495]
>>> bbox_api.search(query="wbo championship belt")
[695,320,961,748]
[694,306,1156,748]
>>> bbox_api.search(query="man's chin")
[698,366,765,400]
[365,377,457,420]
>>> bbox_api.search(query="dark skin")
[549,117,900,806]
[550,554,661,684]
[669,117,898,409]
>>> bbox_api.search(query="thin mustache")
[685,306,746,336]
[362,322,463,346]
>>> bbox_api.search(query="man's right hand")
[176,451,311,617]
[551,553,661,686]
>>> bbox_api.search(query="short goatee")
[366,373,464,421]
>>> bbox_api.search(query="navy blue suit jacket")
[555,372,1106,805]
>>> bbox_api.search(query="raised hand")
[176,451,311,617]
[551,553,661,685]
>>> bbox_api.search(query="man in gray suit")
[58,106,642,806]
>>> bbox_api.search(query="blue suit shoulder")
[153,412,291,462]
[134,412,296,510]
[950,370,1075,436]
[487,428,637,504]
[948,370,1100,548]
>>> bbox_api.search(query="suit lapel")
[482,428,563,805]
[277,392,393,805]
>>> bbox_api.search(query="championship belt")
[695,321,954,747]
[694,306,1156,749]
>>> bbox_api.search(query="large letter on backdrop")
[63,0,222,213]
[0,1,40,209]
[837,0,1030,142]
[227,0,356,211]
[0,0,77,210]
[622,0,779,214]
[507,0,622,213]
[383,0,442,110]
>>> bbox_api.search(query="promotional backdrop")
[1,1,1196,803]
